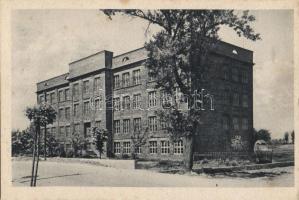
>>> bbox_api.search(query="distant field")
[272,144,294,162]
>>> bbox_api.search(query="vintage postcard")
[1,0,298,200]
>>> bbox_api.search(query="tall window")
[223,67,229,80]
[133,118,141,132]
[95,121,101,128]
[74,103,79,116]
[123,96,130,110]
[148,71,155,82]
[242,94,249,108]
[148,91,157,107]
[39,95,45,104]
[58,108,64,120]
[113,97,120,110]
[65,89,70,101]
[174,140,184,155]
[133,69,141,85]
[66,126,71,137]
[135,146,141,154]
[123,142,131,154]
[94,77,101,92]
[50,92,55,104]
[114,142,121,154]
[232,68,239,82]
[114,120,120,134]
[73,83,79,98]
[51,127,56,136]
[65,107,70,120]
[83,101,90,115]
[161,91,171,107]
[233,117,239,130]
[122,72,130,87]
[58,90,64,102]
[83,80,89,95]
[148,116,157,132]
[224,91,230,105]
[233,93,239,106]
[149,141,157,154]
[113,75,120,89]
[161,140,170,154]
[74,123,80,134]
[123,119,130,134]
[222,116,230,130]
[242,118,249,130]
[242,71,249,83]
[133,94,141,109]
[60,126,65,137]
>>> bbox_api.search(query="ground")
[12,160,294,187]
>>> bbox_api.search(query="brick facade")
[37,41,253,160]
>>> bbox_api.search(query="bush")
[231,160,238,166]
[122,154,130,159]
[201,158,209,164]
[66,150,74,158]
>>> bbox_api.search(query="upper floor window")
[233,117,239,130]
[58,90,64,102]
[133,69,141,85]
[58,108,64,119]
[232,68,239,82]
[224,91,230,105]
[133,118,141,132]
[148,91,157,108]
[65,107,70,120]
[50,92,55,104]
[242,94,249,108]
[114,120,120,134]
[148,70,155,82]
[73,103,79,117]
[95,121,101,128]
[133,94,141,109]
[242,71,249,84]
[51,127,56,136]
[122,72,130,87]
[39,95,45,104]
[83,80,90,95]
[65,126,71,137]
[113,97,120,111]
[161,90,172,107]
[148,116,157,132]
[222,67,229,80]
[65,89,70,101]
[94,77,101,92]
[95,97,103,111]
[73,83,79,98]
[123,119,130,134]
[233,93,239,106]
[123,96,130,110]
[242,118,249,130]
[113,75,120,89]
[83,101,90,115]
[222,115,230,130]
[59,126,65,136]
[74,123,80,134]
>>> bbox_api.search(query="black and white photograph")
[1,1,298,199]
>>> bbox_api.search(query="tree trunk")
[33,123,41,186]
[44,124,47,160]
[30,124,38,186]
[184,135,194,171]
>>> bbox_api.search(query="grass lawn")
[272,144,294,162]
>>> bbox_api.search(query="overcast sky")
[11,10,293,139]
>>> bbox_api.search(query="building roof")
[37,73,69,93]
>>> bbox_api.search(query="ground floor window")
[123,142,131,154]
[135,146,141,154]
[114,142,121,154]
[149,141,157,154]
[161,140,170,154]
[174,140,184,155]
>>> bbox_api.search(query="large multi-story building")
[36,40,253,160]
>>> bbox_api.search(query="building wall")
[37,42,253,160]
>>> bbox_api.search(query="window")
[242,94,249,108]
[133,94,141,109]
[46,128,50,135]
[135,146,141,154]
[223,67,229,80]
[161,140,170,154]
[133,69,141,85]
[94,77,101,92]
[83,80,89,95]
[66,126,71,137]
[114,120,120,134]
[123,142,131,154]
[74,103,79,116]
[65,89,70,101]
[46,94,50,102]
[148,70,155,82]
[113,75,120,89]
[160,119,168,130]
[73,83,79,98]
[148,91,157,107]
[83,101,90,115]
[222,116,230,130]
[232,68,239,82]
[60,126,65,136]
[58,108,64,120]
[233,93,239,106]
[113,97,120,110]
[74,124,80,134]
[224,91,230,105]
[50,93,55,104]
[95,121,101,128]
[65,107,70,120]
[114,142,121,154]
[123,96,130,110]
[133,118,141,132]
[95,97,103,111]
[161,91,171,107]
[148,116,157,132]
[149,141,157,154]
[51,127,56,136]
[174,140,184,155]
[39,95,45,104]
[233,117,239,130]
[242,71,249,83]
[122,72,130,87]
[58,90,64,102]
[123,119,130,134]
[242,118,249,130]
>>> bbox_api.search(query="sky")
[11,10,294,139]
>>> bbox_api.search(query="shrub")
[122,154,130,159]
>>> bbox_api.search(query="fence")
[193,151,251,161]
